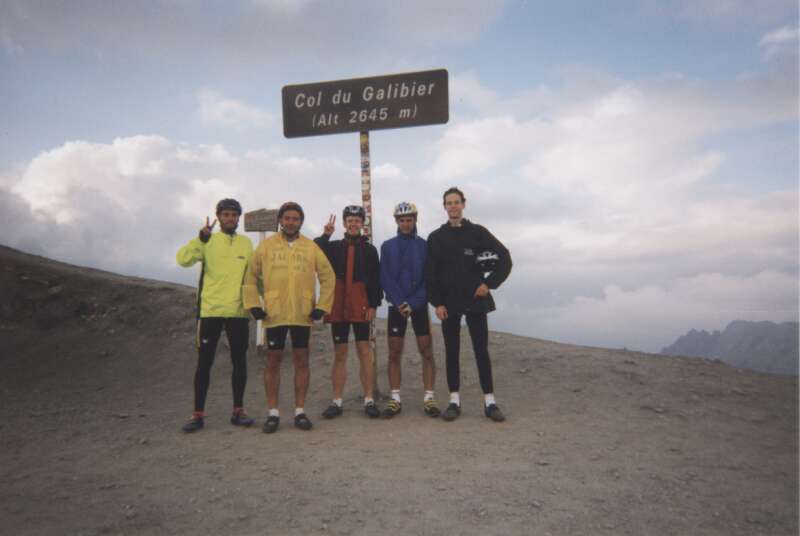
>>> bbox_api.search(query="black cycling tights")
[194,317,249,412]
[441,312,493,394]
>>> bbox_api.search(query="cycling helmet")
[475,250,500,272]
[393,202,418,218]
[278,201,304,221]
[216,198,242,215]
[342,205,365,221]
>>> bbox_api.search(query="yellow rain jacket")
[243,232,335,328]
[176,232,253,318]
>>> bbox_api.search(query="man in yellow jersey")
[243,202,335,433]
[176,198,255,433]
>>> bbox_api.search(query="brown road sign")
[244,209,278,232]
[282,69,448,138]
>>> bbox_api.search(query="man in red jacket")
[315,205,383,419]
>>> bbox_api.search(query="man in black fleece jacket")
[425,187,512,422]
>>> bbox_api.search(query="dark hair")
[278,201,304,221]
[442,187,465,204]
[216,198,242,215]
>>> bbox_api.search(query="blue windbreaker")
[379,231,427,311]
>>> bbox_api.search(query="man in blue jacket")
[379,202,439,418]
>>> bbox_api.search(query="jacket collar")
[441,218,472,231]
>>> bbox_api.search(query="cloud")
[197,90,273,129]
[432,67,796,198]
[759,25,800,58]
[2,135,379,283]
[0,1,504,61]
[499,271,799,353]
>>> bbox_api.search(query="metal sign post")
[359,131,378,394]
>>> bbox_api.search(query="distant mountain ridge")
[662,320,799,375]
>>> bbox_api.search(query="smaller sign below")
[244,208,279,232]
[282,69,449,138]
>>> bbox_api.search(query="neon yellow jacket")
[176,232,253,318]
[243,232,335,327]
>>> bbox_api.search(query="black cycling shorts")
[387,306,431,338]
[266,325,310,350]
[330,322,370,344]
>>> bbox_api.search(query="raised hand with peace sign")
[323,214,336,237]
[198,216,217,243]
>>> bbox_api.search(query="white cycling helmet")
[393,202,418,218]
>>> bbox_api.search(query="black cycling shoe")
[230,410,255,427]
[382,399,402,418]
[262,416,280,434]
[294,413,313,431]
[364,402,380,419]
[484,404,506,422]
[442,403,461,422]
[322,404,343,419]
[181,415,204,433]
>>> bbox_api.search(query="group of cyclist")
[176,187,512,434]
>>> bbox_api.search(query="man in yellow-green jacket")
[244,201,335,434]
[176,198,255,433]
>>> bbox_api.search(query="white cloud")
[505,271,799,352]
[197,90,272,129]
[0,1,503,59]
[373,163,404,179]
[759,25,800,58]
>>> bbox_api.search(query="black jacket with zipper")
[425,219,511,316]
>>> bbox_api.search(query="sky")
[1,0,798,353]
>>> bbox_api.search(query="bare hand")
[435,305,448,321]
[399,303,411,317]
[323,214,336,236]
[365,307,376,321]
[474,283,489,297]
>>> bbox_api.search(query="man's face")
[280,210,303,237]
[218,210,240,233]
[396,215,415,234]
[344,215,363,236]
[444,193,465,220]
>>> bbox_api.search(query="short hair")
[443,187,465,204]
[278,201,304,221]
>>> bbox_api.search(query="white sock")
[364,397,375,406]
[268,408,280,417]
[449,392,460,406]
[332,398,343,408]
[391,390,401,403]
[484,394,496,407]
[295,407,305,416]
[424,390,435,401]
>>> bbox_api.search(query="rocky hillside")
[662,320,799,375]
[1,245,797,536]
